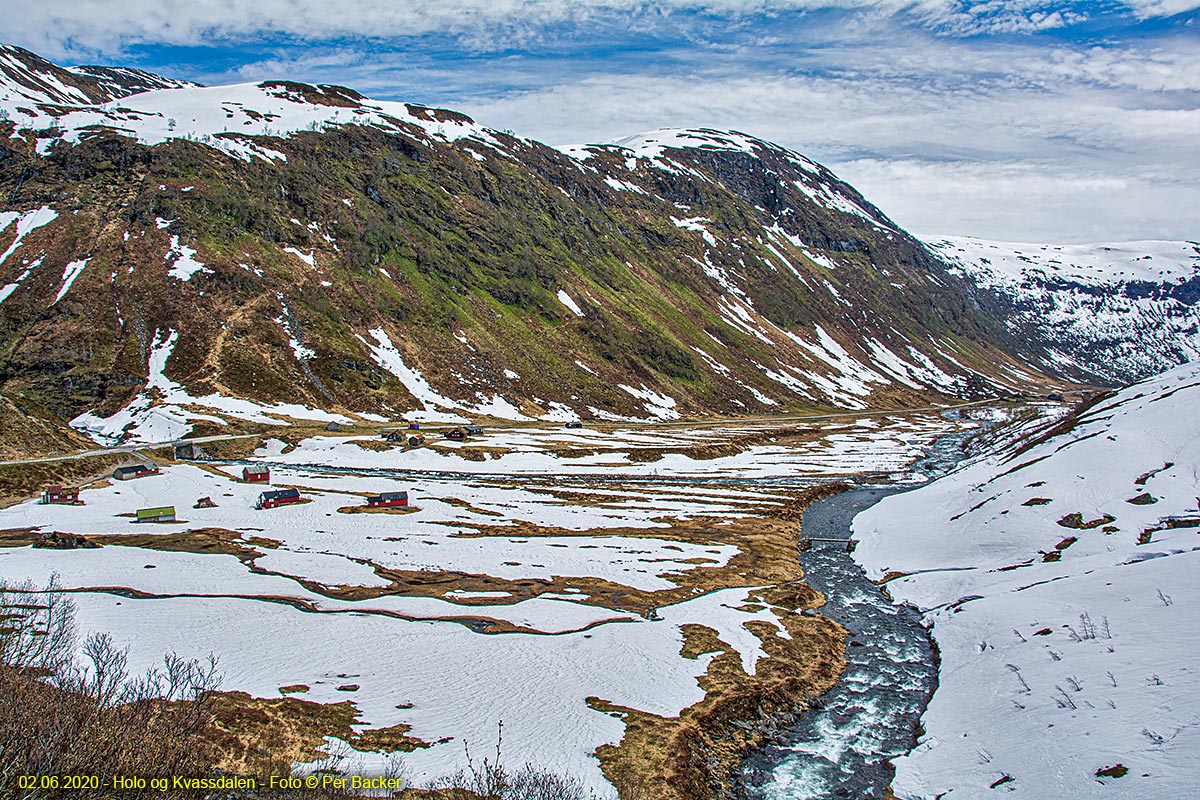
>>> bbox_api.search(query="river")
[734,424,978,799]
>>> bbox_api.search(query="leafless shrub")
[0,577,220,798]
[432,722,603,800]
[1065,675,1083,692]
[1006,664,1031,694]
[3,580,591,799]
[1157,589,1173,607]
[1053,686,1077,710]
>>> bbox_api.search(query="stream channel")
[734,422,980,800]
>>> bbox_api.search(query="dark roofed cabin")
[444,427,467,441]
[242,466,270,483]
[464,425,484,434]
[41,485,80,505]
[385,431,406,443]
[113,464,160,481]
[367,491,408,509]
[256,488,302,510]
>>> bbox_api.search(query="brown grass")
[593,609,845,800]
[89,527,282,561]
[337,505,419,515]
[203,691,429,776]
[0,453,129,508]
[575,485,852,800]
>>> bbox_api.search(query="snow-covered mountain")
[2,44,1070,445]
[853,364,1200,797]
[928,235,1200,385]
[0,44,193,107]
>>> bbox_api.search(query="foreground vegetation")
[0,578,600,799]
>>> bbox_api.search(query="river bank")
[733,425,980,799]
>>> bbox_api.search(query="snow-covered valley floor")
[0,413,971,793]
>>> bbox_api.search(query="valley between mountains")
[2,42,1199,800]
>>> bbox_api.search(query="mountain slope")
[0,45,193,108]
[1,46,1058,444]
[853,362,1200,797]
[928,235,1200,386]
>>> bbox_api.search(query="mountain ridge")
[0,44,1149,445]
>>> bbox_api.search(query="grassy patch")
[336,505,419,515]
[0,453,128,508]
[592,609,845,800]
[202,691,429,777]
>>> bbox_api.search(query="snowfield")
[0,414,965,792]
[928,235,1200,384]
[853,362,1200,797]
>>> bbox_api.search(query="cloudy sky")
[7,1,1198,242]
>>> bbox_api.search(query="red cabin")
[41,485,80,505]
[367,491,408,509]
[256,488,302,510]
[242,466,270,483]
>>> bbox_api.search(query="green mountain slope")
[0,45,1058,443]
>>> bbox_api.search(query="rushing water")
[734,424,979,800]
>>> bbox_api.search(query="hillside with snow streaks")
[929,235,1200,385]
[853,363,1200,797]
[1,45,1069,441]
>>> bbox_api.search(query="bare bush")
[0,576,220,798]
[432,724,604,800]
[3,579,593,799]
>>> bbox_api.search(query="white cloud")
[450,34,1200,241]
[4,2,1196,243]
[837,158,1200,242]
[7,0,1198,58]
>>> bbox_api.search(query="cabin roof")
[136,506,175,518]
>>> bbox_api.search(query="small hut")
[407,434,425,448]
[444,427,467,441]
[242,466,270,483]
[464,424,484,435]
[113,464,160,481]
[40,485,80,505]
[136,506,176,524]
[257,488,302,510]
[367,490,408,509]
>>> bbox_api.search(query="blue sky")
[7,1,1199,241]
